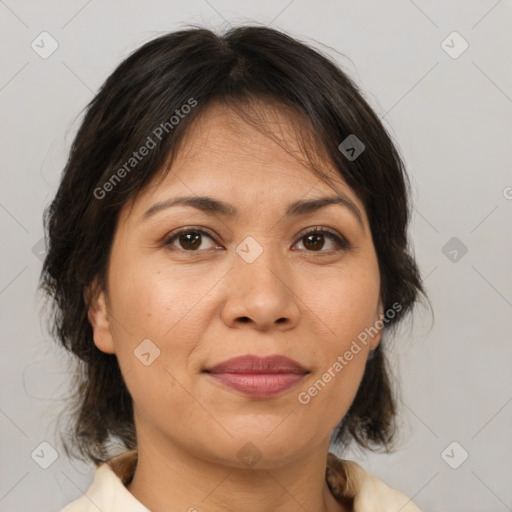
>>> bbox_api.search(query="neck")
[126,429,347,512]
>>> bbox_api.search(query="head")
[40,25,424,466]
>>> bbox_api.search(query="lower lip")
[206,372,306,398]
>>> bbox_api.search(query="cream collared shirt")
[61,450,421,512]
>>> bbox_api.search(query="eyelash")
[163,226,350,254]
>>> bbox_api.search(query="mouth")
[203,355,309,398]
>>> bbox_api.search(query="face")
[88,102,383,469]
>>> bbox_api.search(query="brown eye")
[295,228,349,252]
[164,229,218,251]
[303,232,325,251]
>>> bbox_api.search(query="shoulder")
[326,452,422,512]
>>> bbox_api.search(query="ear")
[369,298,385,350]
[85,280,115,354]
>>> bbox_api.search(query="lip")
[203,355,309,398]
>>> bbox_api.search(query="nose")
[220,244,300,332]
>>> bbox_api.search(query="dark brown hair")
[39,25,425,465]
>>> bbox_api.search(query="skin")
[88,101,383,512]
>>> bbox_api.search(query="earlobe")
[86,286,116,354]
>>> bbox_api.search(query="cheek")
[105,263,207,422]
[296,303,374,429]
[106,257,224,388]
[299,264,379,407]
[306,263,381,346]
[289,269,378,410]
[108,260,212,340]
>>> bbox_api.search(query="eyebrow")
[141,194,364,228]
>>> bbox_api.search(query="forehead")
[176,101,320,169]
[124,101,365,223]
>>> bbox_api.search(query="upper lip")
[204,355,309,374]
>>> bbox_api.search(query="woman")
[40,25,425,512]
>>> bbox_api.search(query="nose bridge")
[222,233,299,329]
[234,234,284,288]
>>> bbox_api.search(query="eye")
[163,226,349,253]
[164,228,220,252]
[293,227,349,253]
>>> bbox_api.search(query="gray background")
[1,1,511,511]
